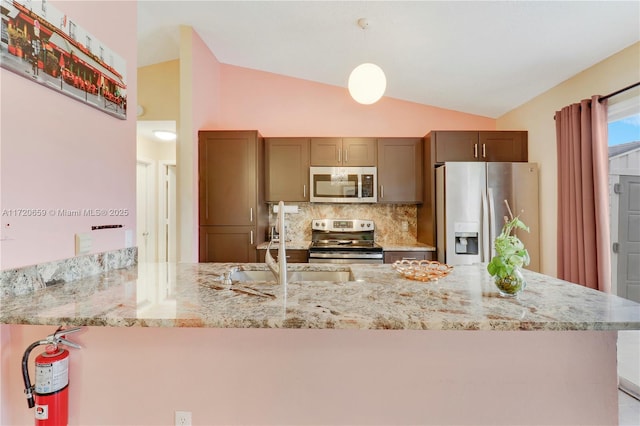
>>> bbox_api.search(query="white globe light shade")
[348,63,386,105]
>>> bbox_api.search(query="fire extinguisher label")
[35,357,69,394]
[35,404,48,420]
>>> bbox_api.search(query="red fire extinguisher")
[22,326,82,426]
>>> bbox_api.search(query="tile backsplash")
[268,203,418,245]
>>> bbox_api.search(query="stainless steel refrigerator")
[435,162,540,272]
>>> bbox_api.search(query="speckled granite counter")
[2,262,638,330]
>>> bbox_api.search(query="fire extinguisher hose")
[22,339,48,408]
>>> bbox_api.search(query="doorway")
[136,160,155,263]
[615,175,640,302]
[159,163,177,262]
[136,120,177,264]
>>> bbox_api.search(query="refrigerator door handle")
[487,187,497,259]
[481,188,490,263]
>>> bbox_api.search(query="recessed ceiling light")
[153,130,176,141]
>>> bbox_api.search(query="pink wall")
[218,64,494,137]
[0,325,619,425]
[185,29,223,260]
[0,1,137,270]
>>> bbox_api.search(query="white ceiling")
[137,1,640,118]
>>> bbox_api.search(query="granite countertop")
[2,262,639,331]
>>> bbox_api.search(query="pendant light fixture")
[348,18,386,105]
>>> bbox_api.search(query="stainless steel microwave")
[309,167,377,203]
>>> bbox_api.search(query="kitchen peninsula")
[2,263,639,425]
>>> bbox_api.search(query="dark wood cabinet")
[434,131,479,162]
[198,130,267,262]
[377,138,423,203]
[199,226,258,263]
[479,131,528,162]
[265,138,310,202]
[310,137,376,166]
[432,131,527,164]
[417,130,528,246]
[257,249,308,263]
[384,250,435,264]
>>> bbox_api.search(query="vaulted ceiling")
[137,1,640,118]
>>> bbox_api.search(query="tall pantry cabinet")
[198,130,267,262]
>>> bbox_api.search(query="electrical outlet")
[401,221,409,232]
[175,411,192,426]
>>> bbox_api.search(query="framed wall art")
[1,0,127,119]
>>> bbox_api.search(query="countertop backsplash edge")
[0,247,137,297]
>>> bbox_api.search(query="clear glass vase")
[494,267,526,297]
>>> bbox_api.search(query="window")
[608,87,640,144]
[69,21,76,40]
[607,87,640,301]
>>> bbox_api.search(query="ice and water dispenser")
[455,232,479,255]
[454,222,479,256]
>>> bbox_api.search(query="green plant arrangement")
[487,201,530,297]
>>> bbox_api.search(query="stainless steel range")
[308,219,383,264]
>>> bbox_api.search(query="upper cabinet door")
[479,131,528,162]
[310,138,376,166]
[198,131,257,226]
[377,138,423,203]
[310,138,342,166]
[265,138,310,202]
[434,131,479,163]
[342,138,377,166]
[432,131,528,163]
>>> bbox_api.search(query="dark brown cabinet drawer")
[257,249,308,263]
[384,250,435,264]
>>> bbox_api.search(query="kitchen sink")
[230,269,352,283]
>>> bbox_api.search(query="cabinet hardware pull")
[250,230,254,245]
[303,184,306,198]
[482,143,486,158]
[338,148,341,163]
[250,207,253,222]
[474,143,478,158]
[344,149,348,163]
[380,185,384,199]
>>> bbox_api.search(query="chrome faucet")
[265,201,287,291]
